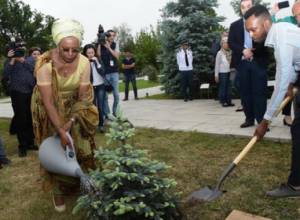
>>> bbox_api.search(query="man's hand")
[215,76,219,83]
[15,57,25,63]
[271,3,279,15]
[104,42,111,49]
[286,83,294,99]
[254,119,269,141]
[243,48,254,60]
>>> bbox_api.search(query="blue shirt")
[3,57,36,94]
[243,19,253,49]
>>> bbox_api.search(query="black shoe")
[135,97,139,100]
[283,118,292,127]
[235,107,243,112]
[184,99,188,102]
[18,149,27,157]
[0,158,11,166]
[227,103,235,107]
[123,98,128,101]
[240,121,254,128]
[98,126,105,133]
[266,183,300,198]
[189,97,193,101]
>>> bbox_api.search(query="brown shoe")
[52,195,66,212]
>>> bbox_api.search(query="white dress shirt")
[176,49,193,71]
[264,22,300,121]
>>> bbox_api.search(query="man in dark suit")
[228,0,269,128]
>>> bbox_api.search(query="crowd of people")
[175,0,300,198]
[1,0,300,212]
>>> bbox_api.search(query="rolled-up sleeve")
[264,23,297,121]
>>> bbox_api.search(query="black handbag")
[104,78,113,93]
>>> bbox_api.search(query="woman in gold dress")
[31,19,99,212]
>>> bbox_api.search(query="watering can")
[39,132,84,178]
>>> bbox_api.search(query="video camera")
[97,24,111,45]
[6,37,26,58]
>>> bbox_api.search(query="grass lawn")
[0,118,299,220]
[118,79,160,93]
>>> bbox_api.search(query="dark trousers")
[237,60,267,123]
[282,100,292,116]
[218,72,232,104]
[10,90,34,151]
[0,136,7,160]
[180,70,193,99]
[288,91,300,186]
[124,73,138,99]
[94,85,106,127]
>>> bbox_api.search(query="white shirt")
[91,60,104,86]
[264,22,300,121]
[176,49,193,71]
[215,50,231,77]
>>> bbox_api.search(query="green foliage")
[0,59,4,97]
[73,109,182,220]
[0,0,55,55]
[113,23,134,52]
[159,0,224,97]
[230,0,269,17]
[141,65,158,82]
[133,28,161,74]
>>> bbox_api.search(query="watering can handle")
[65,132,76,160]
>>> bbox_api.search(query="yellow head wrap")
[52,18,84,45]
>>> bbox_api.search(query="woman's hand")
[58,128,71,149]
[62,119,73,132]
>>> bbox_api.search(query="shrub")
[142,65,158,82]
[73,108,183,220]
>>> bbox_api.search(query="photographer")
[97,28,120,117]
[3,44,36,157]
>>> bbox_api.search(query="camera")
[97,24,111,45]
[6,37,26,58]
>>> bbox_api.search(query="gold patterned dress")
[31,51,99,195]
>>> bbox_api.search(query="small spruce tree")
[73,108,183,220]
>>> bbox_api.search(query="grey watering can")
[39,132,84,178]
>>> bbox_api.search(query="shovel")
[187,91,296,203]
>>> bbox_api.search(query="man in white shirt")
[176,41,193,102]
[245,4,300,198]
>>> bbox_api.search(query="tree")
[113,23,134,52]
[0,0,55,54]
[159,0,224,97]
[133,27,161,74]
[230,0,269,17]
[73,109,183,220]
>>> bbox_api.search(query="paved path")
[0,86,292,142]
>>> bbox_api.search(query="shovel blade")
[187,186,224,204]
